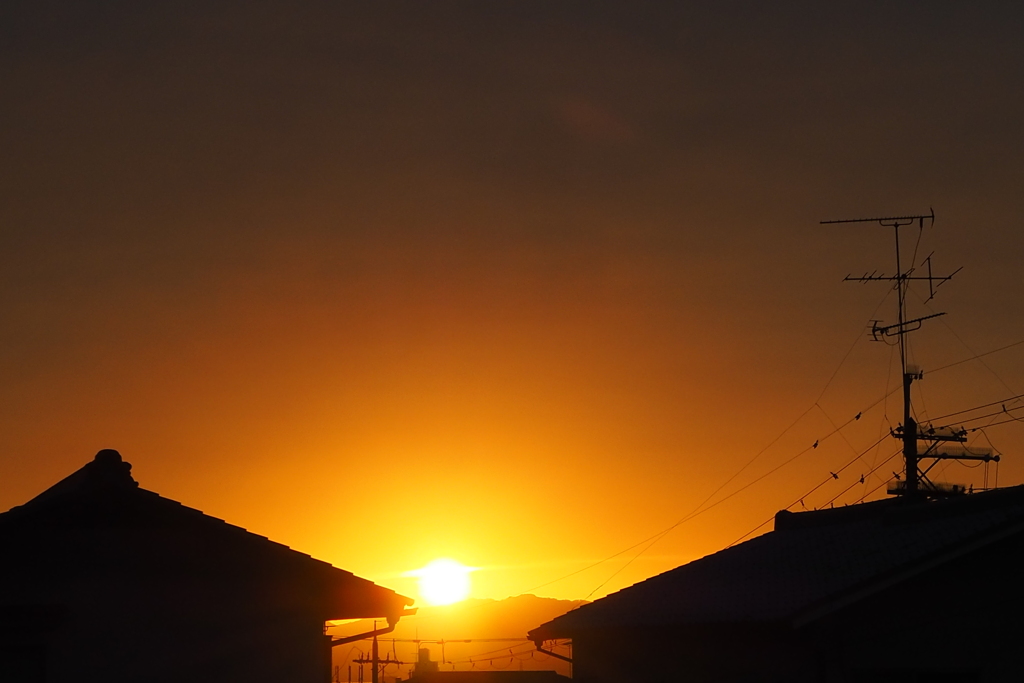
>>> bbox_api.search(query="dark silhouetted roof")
[0,449,413,621]
[529,486,1024,640]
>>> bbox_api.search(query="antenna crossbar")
[820,209,935,227]
[844,275,957,283]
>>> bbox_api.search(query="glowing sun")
[410,559,475,606]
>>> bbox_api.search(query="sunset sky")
[3,2,1024,603]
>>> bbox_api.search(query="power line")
[582,421,894,599]
[540,386,903,599]
[519,304,1022,599]
[447,643,544,665]
[518,405,818,596]
[929,338,1024,374]
[520,293,894,597]
[581,328,1022,595]
[726,440,897,548]
[928,392,1024,422]
[930,403,1024,429]
[814,289,894,404]
[620,225,1022,581]
[854,468,895,504]
[815,403,873,470]
[572,296,902,598]
[915,290,1019,396]
[820,449,901,508]
[968,414,1024,431]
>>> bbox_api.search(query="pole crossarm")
[931,452,1000,462]
[916,428,968,443]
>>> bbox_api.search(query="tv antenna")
[821,210,982,498]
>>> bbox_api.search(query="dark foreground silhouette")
[530,487,1024,683]
[0,450,411,683]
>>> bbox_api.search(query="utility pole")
[354,628,404,683]
[822,210,971,497]
[353,651,405,683]
[372,630,379,683]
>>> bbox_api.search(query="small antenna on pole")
[822,209,965,498]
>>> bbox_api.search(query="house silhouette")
[0,449,413,683]
[529,486,1024,682]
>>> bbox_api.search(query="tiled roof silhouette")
[0,449,412,620]
[530,485,1024,639]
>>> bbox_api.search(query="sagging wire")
[866,342,899,498]
[930,338,1024,374]
[929,392,1024,422]
[854,469,894,504]
[522,290,894,597]
[581,383,908,599]
[815,403,871,469]
[727,445,899,548]
[522,316,1024,600]
[913,289,1019,396]
[820,449,902,509]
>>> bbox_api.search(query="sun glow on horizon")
[408,559,475,606]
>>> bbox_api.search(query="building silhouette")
[410,647,441,677]
[0,449,413,683]
[405,647,569,683]
[530,486,1024,682]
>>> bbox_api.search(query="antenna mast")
[821,210,977,498]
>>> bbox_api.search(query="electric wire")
[866,343,898,497]
[448,643,544,665]
[726,441,897,548]
[519,306,1021,600]
[929,403,1024,430]
[929,338,1024,374]
[820,449,902,508]
[569,343,1021,600]
[815,403,870,468]
[517,401,813,596]
[814,289,894,404]
[991,410,1024,425]
[577,376,907,597]
[914,290,1019,396]
[573,292,895,598]
[713,263,1024,561]
[927,392,1024,422]
[584,420,894,599]
[967,414,1024,430]
[854,469,894,504]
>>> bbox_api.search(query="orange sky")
[2,2,1024,603]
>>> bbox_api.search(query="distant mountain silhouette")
[329,595,584,680]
